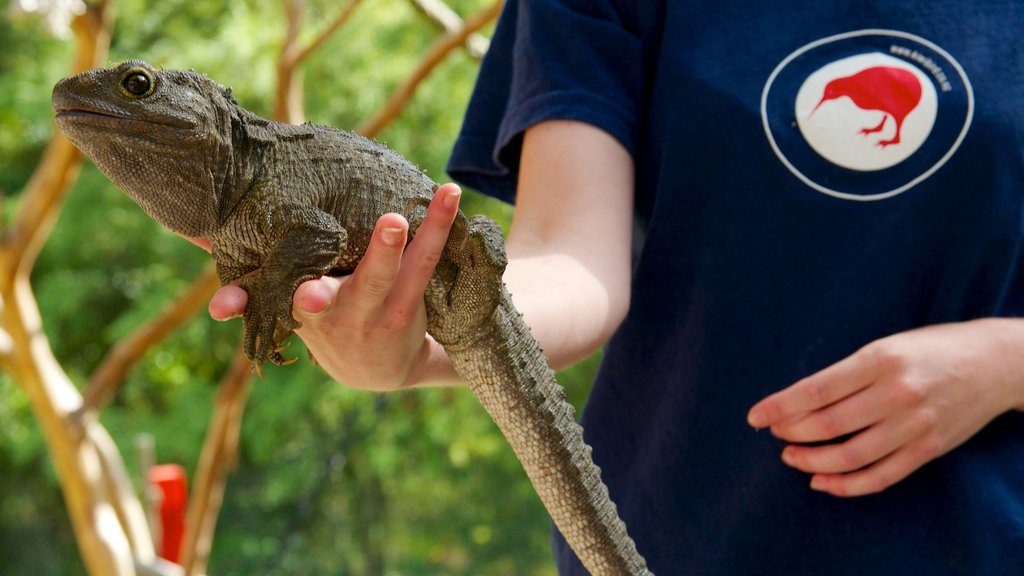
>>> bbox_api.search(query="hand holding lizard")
[207,184,463,390]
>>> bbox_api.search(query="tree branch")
[0,2,155,575]
[409,0,490,60]
[356,0,504,138]
[292,0,362,67]
[0,327,11,366]
[90,419,157,561]
[2,276,138,575]
[180,347,254,576]
[2,0,113,284]
[0,299,11,367]
[3,135,84,284]
[78,265,220,422]
[274,0,305,124]
[134,557,186,576]
[275,0,363,124]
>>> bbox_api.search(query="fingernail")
[209,290,246,321]
[212,310,241,322]
[810,476,827,492]
[748,409,766,429]
[781,447,795,466]
[443,188,462,210]
[380,226,405,246]
[297,305,326,319]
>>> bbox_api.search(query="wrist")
[973,317,1024,412]
[399,337,462,389]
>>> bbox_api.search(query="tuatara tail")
[445,290,652,576]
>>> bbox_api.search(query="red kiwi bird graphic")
[810,66,922,147]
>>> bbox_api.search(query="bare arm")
[504,120,634,369]
[209,119,635,389]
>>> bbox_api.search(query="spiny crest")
[166,67,235,102]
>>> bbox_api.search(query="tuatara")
[52,61,651,575]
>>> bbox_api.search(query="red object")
[148,464,188,563]
[812,66,923,147]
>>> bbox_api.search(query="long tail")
[445,290,651,576]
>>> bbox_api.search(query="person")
[208,1,1024,573]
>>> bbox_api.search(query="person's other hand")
[748,319,1024,497]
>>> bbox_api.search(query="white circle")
[761,29,975,202]
[795,53,937,171]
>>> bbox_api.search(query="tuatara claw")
[271,351,297,366]
[252,360,265,380]
[244,318,276,365]
[238,273,300,366]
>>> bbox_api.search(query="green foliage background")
[0,1,600,574]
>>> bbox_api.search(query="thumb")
[209,284,248,321]
[293,276,342,320]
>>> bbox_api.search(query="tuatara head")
[52,60,239,238]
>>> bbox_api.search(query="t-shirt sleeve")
[446,0,644,203]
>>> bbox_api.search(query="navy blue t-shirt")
[448,1,1024,574]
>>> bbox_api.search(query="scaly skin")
[52,61,651,574]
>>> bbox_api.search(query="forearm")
[503,250,627,371]
[976,316,1024,412]
[503,120,634,369]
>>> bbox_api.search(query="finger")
[770,381,894,443]
[174,232,212,252]
[388,183,461,306]
[748,348,880,428]
[780,408,928,474]
[293,276,342,319]
[344,213,410,311]
[209,285,248,320]
[807,435,943,497]
[184,236,213,252]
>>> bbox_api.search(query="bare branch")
[356,0,504,138]
[276,0,363,124]
[275,0,306,124]
[134,557,186,576]
[2,1,113,283]
[79,265,220,420]
[90,420,157,561]
[180,347,254,576]
[0,3,153,575]
[3,135,84,284]
[0,325,11,365]
[0,296,11,366]
[292,0,363,67]
[409,0,490,59]
[2,275,137,575]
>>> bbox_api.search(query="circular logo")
[762,30,973,201]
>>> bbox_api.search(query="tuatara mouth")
[53,108,140,137]
[52,86,129,119]
[54,106,196,131]
[55,108,126,120]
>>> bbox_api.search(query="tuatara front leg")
[215,201,347,369]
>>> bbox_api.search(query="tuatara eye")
[121,71,153,98]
